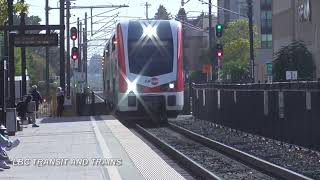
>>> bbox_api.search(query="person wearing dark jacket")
[56,87,64,117]
[16,95,39,127]
[31,85,43,115]
[16,95,32,121]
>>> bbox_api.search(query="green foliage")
[273,41,315,81]
[219,19,259,83]
[154,5,171,20]
[0,0,29,25]
[0,0,8,25]
[14,48,54,87]
[221,60,250,83]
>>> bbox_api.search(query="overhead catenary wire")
[198,0,248,18]
[70,7,123,24]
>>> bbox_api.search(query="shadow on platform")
[40,115,115,124]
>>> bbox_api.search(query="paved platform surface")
[0,116,186,180]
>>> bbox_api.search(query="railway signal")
[71,47,79,60]
[215,24,224,38]
[216,44,223,58]
[70,27,77,41]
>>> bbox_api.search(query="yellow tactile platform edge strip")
[105,120,186,180]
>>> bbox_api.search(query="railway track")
[134,122,312,180]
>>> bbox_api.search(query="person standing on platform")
[31,85,43,118]
[56,87,65,117]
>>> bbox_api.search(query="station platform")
[1,116,189,180]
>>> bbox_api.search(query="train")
[102,20,184,124]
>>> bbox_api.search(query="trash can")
[6,108,17,136]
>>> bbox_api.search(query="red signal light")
[70,27,77,41]
[71,47,78,60]
[217,50,223,58]
[216,44,223,58]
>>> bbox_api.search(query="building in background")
[183,14,217,72]
[273,0,320,79]
[217,0,273,82]
[217,0,247,24]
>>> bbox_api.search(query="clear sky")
[27,0,217,56]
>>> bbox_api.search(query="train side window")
[106,44,110,56]
[112,36,116,51]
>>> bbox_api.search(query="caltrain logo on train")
[144,77,159,85]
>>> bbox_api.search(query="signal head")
[71,47,79,60]
[215,24,224,38]
[216,44,223,58]
[70,27,77,40]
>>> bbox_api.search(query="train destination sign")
[13,34,58,47]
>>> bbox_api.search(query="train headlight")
[127,81,137,93]
[145,25,157,37]
[169,83,175,89]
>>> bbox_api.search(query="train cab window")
[127,21,174,76]
[112,36,116,51]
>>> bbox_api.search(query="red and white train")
[102,20,184,123]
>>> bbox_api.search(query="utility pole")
[208,0,213,50]
[247,0,255,82]
[66,0,71,98]
[79,21,82,72]
[145,2,151,19]
[60,0,65,92]
[45,0,50,98]
[77,18,81,71]
[20,0,27,97]
[84,13,88,86]
[208,0,214,81]
[8,0,15,108]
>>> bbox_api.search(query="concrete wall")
[273,0,320,79]
[272,0,294,53]
[294,0,320,78]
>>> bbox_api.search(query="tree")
[273,41,315,81]
[0,0,29,25]
[219,19,259,83]
[154,5,171,20]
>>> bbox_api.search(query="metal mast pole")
[247,0,255,82]
[8,0,15,107]
[208,0,213,50]
[60,0,65,91]
[45,0,50,98]
[84,13,88,86]
[20,0,27,97]
[66,0,71,98]
[77,18,81,71]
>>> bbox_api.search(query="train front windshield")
[127,21,174,77]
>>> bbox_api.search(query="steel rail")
[135,124,222,180]
[169,123,312,180]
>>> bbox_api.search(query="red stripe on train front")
[144,86,161,93]
[117,24,127,93]
[176,25,184,92]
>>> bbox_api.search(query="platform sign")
[266,63,272,76]
[286,71,298,80]
[13,34,58,47]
